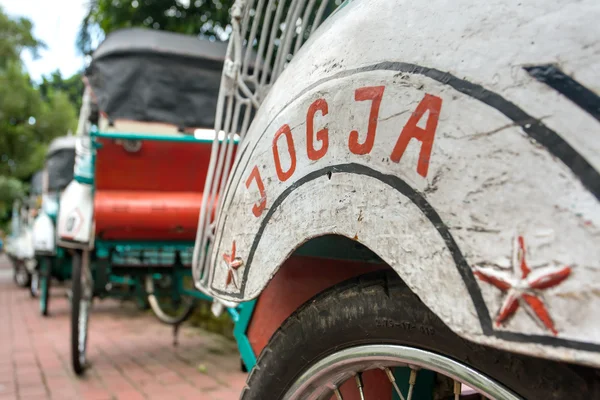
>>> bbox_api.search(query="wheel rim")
[78,298,89,366]
[283,344,519,400]
[145,275,194,324]
[78,254,93,367]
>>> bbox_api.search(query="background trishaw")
[57,28,256,376]
[190,0,600,399]
[8,169,42,289]
[32,135,77,314]
[26,170,43,295]
[7,199,36,288]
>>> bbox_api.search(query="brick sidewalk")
[0,256,247,400]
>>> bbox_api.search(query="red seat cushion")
[94,191,202,241]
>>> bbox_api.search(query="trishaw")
[7,199,36,288]
[8,168,42,290]
[31,135,77,314]
[57,28,256,375]
[189,0,600,399]
[26,170,43,295]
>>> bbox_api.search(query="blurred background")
[0,0,236,235]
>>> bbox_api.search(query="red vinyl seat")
[94,191,202,241]
[92,137,230,241]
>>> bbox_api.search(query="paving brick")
[115,391,146,400]
[0,255,246,400]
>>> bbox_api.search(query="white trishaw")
[31,136,77,313]
[7,199,36,288]
[191,0,600,399]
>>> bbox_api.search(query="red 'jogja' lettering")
[348,86,385,155]
[272,124,297,182]
[306,99,329,160]
[390,94,442,177]
[245,166,267,217]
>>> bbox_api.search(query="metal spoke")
[355,373,365,400]
[333,387,343,400]
[383,367,406,400]
[453,380,461,400]
[283,345,518,400]
[406,368,418,400]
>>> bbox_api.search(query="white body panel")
[57,180,94,248]
[203,0,600,366]
[12,227,36,271]
[32,212,56,255]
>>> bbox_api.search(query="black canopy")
[30,170,43,196]
[46,136,76,192]
[86,28,228,130]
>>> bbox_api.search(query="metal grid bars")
[111,246,194,268]
[193,0,335,294]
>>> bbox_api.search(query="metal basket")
[193,0,337,294]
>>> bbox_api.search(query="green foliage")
[78,0,234,55]
[39,70,85,113]
[78,0,341,56]
[0,7,78,226]
[0,5,45,67]
[0,61,44,178]
[0,176,25,222]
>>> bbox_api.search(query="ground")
[0,255,247,400]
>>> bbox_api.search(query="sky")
[1,0,87,82]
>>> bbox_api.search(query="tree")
[39,70,85,114]
[77,0,341,55]
[78,0,233,55]
[0,6,78,228]
[0,5,44,67]
[0,176,25,222]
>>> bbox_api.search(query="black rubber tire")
[71,250,90,376]
[242,271,600,400]
[40,257,51,316]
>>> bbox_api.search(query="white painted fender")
[205,0,600,366]
[33,212,56,255]
[21,228,35,259]
[57,180,94,248]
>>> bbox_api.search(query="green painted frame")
[87,131,256,369]
[90,130,240,144]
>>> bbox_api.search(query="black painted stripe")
[524,64,600,123]
[216,62,600,247]
[212,163,492,330]
[211,62,600,351]
[213,163,600,351]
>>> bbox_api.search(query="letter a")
[390,94,442,178]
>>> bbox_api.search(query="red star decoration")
[474,235,571,335]
[223,241,244,288]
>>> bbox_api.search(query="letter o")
[272,124,297,182]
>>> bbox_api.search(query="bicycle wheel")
[71,250,93,375]
[145,274,195,325]
[39,257,51,316]
[243,271,599,400]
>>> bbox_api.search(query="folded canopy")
[30,170,43,196]
[46,136,76,192]
[86,28,228,130]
